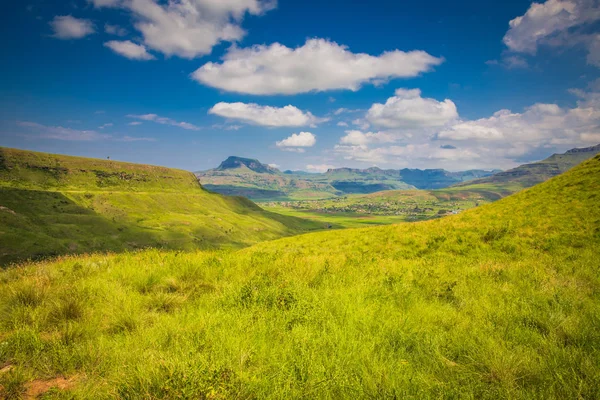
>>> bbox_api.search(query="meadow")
[0,154,598,398]
[0,148,322,265]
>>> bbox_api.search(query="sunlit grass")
[0,156,598,398]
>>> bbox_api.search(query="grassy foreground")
[0,155,599,398]
[0,148,322,265]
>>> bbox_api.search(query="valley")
[1,152,598,398]
[262,145,600,227]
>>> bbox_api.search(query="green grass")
[0,155,598,398]
[0,148,322,265]
[263,205,411,228]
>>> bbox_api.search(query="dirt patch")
[24,376,76,399]
[0,206,16,216]
[0,364,13,375]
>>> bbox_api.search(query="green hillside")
[1,155,598,398]
[0,148,322,265]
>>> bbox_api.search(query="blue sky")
[1,0,600,172]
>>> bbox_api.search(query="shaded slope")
[0,156,598,398]
[0,147,322,265]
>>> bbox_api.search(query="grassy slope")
[0,148,321,265]
[0,155,598,398]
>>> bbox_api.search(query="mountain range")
[196,156,500,200]
[197,145,600,201]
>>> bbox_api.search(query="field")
[0,148,322,265]
[0,154,598,398]
[261,183,522,228]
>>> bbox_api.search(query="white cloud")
[351,118,371,130]
[50,16,95,39]
[268,163,280,168]
[127,114,201,130]
[502,0,600,66]
[339,130,396,146]
[437,102,597,148]
[337,122,349,127]
[330,87,600,170]
[99,123,114,129]
[104,40,155,60]
[366,88,458,129]
[128,121,143,126]
[306,164,336,173]
[91,0,276,59]
[209,102,326,127]
[191,38,443,95]
[276,132,316,152]
[104,23,128,36]
[18,122,110,141]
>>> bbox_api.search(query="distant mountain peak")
[216,156,279,174]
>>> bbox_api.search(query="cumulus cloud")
[127,114,201,130]
[502,0,600,66]
[351,118,371,130]
[366,88,458,129]
[337,122,349,127]
[437,102,598,148]
[209,102,326,127]
[306,164,336,173]
[91,0,276,59]
[50,16,95,39]
[192,39,443,95]
[104,40,155,60]
[339,130,396,146]
[276,132,316,152]
[331,87,600,170]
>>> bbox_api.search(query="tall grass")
[0,156,598,399]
